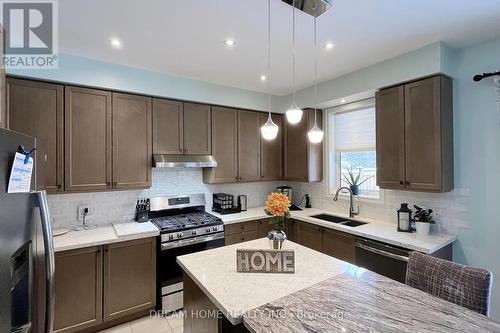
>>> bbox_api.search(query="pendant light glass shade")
[261,114,279,140]
[286,103,303,124]
[308,122,324,143]
[260,0,279,140]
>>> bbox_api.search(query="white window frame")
[325,98,384,204]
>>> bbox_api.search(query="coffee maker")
[275,185,302,211]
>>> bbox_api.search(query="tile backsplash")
[290,181,469,235]
[49,168,284,228]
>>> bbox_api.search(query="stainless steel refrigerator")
[0,128,55,333]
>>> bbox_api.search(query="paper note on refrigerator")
[7,152,34,193]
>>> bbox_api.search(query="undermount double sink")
[309,214,368,228]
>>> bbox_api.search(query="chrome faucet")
[333,187,359,218]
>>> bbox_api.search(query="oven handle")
[161,232,225,251]
[355,242,409,262]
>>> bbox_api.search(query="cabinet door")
[103,238,156,322]
[112,93,152,189]
[286,219,298,242]
[322,228,356,263]
[0,27,5,129]
[376,86,405,189]
[237,110,261,181]
[152,98,183,154]
[65,87,112,191]
[258,218,275,238]
[260,113,283,181]
[7,78,63,192]
[54,247,102,333]
[404,77,442,191]
[204,107,238,183]
[284,113,308,181]
[184,103,211,155]
[296,222,323,252]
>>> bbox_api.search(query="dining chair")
[406,251,493,316]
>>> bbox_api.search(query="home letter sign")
[236,249,295,273]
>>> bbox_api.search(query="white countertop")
[214,207,456,254]
[53,221,159,252]
[177,238,353,325]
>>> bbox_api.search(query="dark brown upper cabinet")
[183,102,211,155]
[376,86,405,190]
[237,110,261,182]
[284,108,323,182]
[7,78,64,193]
[153,99,183,154]
[203,106,238,183]
[112,93,152,189]
[376,75,453,192]
[0,28,5,130]
[260,113,283,181]
[153,100,211,155]
[65,86,112,192]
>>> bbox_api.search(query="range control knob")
[177,232,183,238]
[192,230,197,235]
[212,226,218,232]
[206,227,211,232]
[168,234,174,240]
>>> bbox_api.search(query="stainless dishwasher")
[354,237,411,283]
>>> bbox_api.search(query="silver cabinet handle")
[355,242,409,262]
[36,190,55,333]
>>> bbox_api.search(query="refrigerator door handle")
[36,190,55,333]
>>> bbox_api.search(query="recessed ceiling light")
[325,42,335,50]
[260,75,267,81]
[109,38,122,49]
[223,39,236,47]
[340,99,346,104]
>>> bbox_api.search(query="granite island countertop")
[243,269,500,333]
[53,221,159,252]
[177,238,354,325]
[213,207,457,254]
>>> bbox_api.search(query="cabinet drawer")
[224,220,258,236]
[242,230,258,242]
[224,233,244,245]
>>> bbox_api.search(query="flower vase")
[267,229,287,249]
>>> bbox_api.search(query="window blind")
[332,107,376,152]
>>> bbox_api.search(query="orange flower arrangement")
[264,192,291,230]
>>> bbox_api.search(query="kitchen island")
[177,238,500,333]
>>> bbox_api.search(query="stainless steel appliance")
[354,237,410,283]
[0,128,55,333]
[150,194,224,312]
[153,154,217,168]
[276,185,302,211]
[237,194,247,211]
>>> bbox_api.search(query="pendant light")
[260,0,279,140]
[285,0,303,125]
[307,6,324,144]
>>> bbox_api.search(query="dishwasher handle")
[355,241,409,262]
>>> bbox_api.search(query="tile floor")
[98,311,184,333]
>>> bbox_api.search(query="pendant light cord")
[267,0,272,118]
[292,0,296,103]
[313,5,318,124]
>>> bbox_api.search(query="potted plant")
[342,166,374,195]
[413,205,436,235]
[264,192,291,249]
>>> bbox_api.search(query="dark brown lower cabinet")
[54,247,103,333]
[296,222,323,252]
[54,238,156,333]
[103,238,156,322]
[322,228,356,263]
[224,220,259,246]
[258,219,274,238]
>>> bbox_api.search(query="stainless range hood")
[153,154,217,168]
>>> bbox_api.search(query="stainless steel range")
[150,193,225,312]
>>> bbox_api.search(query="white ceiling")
[59,0,500,96]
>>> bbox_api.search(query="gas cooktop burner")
[151,212,222,232]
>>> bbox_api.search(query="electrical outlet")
[77,205,91,221]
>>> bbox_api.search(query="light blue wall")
[6,53,277,112]
[450,35,500,321]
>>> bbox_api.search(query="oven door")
[157,233,224,312]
